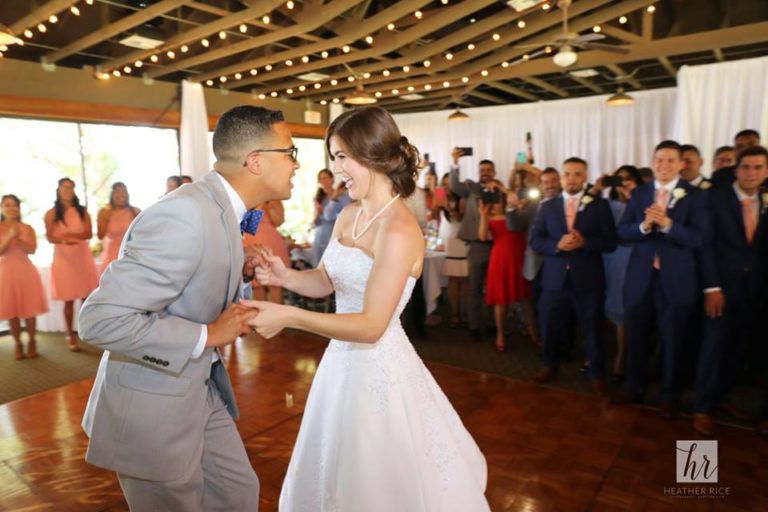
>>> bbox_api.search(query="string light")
[240,24,248,33]
[382,69,390,76]
[501,61,509,67]
[445,52,453,60]
[363,72,371,79]
[287,88,294,94]
[441,0,449,4]
[523,54,530,60]
[423,60,431,67]
[37,23,47,33]
[265,64,273,71]
[331,79,338,85]
[392,89,399,95]
[619,15,628,24]
[365,35,373,44]
[219,76,227,83]
[85,0,94,5]
[321,51,329,58]
[593,25,601,33]
[150,54,159,62]
[424,84,432,90]
[262,15,271,24]
[342,45,350,53]
[407,86,414,92]
[492,33,500,41]
[299,85,306,91]
[545,46,552,53]
[180,45,189,53]
[387,23,395,31]
[70,6,80,15]
[442,81,450,88]
[287,0,295,9]
[167,50,175,59]
[285,59,293,66]
[258,93,266,99]
[320,100,328,105]
[403,65,410,72]
[250,68,258,75]
[332,98,340,103]
[347,76,355,82]
[219,31,227,39]
[647,5,656,13]
[542,2,550,9]
[234,72,242,79]
[112,70,121,77]
[467,43,475,50]
[49,15,58,23]
[134,60,143,68]
[375,91,383,97]
[301,55,309,63]
[270,91,278,97]
[201,38,210,47]
[517,20,526,28]
[480,69,489,77]
[461,76,469,83]
[24,29,33,38]
[414,10,423,19]
[123,65,131,73]
[206,79,214,86]
[314,83,321,89]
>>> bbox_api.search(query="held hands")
[704,290,725,318]
[240,300,289,339]
[206,303,259,347]
[643,204,672,231]
[557,230,585,251]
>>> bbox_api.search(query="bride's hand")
[240,300,289,339]
[254,251,289,287]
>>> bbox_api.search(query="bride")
[244,106,490,512]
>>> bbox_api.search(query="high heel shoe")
[26,339,38,358]
[14,342,25,360]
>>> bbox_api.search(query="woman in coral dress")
[44,178,99,351]
[478,180,531,352]
[0,194,48,359]
[243,200,290,303]
[97,182,140,274]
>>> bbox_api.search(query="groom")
[79,105,299,510]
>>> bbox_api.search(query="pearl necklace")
[351,194,401,241]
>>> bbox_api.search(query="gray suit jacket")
[79,171,245,482]
[449,164,484,242]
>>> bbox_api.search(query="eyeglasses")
[243,146,298,166]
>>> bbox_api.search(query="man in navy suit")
[694,145,768,436]
[711,129,761,188]
[529,157,617,394]
[611,141,710,419]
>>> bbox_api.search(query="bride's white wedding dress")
[279,238,490,512]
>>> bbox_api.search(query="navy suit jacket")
[529,193,617,293]
[618,180,710,306]
[700,185,768,302]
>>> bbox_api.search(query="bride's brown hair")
[325,106,420,198]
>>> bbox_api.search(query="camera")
[602,175,624,187]
[456,147,474,156]
[481,188,501,204]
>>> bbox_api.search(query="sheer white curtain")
[674,56,768,176]
[180,80,212,180]
[393,88,676,183]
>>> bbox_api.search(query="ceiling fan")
[514,0,630,67]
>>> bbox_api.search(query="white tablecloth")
[423,251,447,315]
[37,265,83,332]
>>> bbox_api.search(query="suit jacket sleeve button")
[142,355,150,361]
[162,361,169,367]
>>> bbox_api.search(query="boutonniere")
[668,187,687,208]
[699,180,712,190]
[578,194,593,212]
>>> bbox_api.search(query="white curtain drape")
[394,88,676,184]
[674,56,768,176]
[180,80,211,180]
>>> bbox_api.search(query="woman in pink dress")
[243,200,290,304]
[0,194,49,360]
[44,178,99,351]
[97,182,140,274]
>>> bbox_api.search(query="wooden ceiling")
[1,0,767,114]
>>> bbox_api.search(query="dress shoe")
[693,414,715,436]
[591,379,606,396]
[756,420,768,438]
[609,390,643,405]
[660,401,679,420]
[532,366,558,384]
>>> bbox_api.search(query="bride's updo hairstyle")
[326,106,420,198]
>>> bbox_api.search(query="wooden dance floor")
[0,330,766,511]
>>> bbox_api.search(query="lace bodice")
[322,238,415,341]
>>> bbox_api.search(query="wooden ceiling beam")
[658,56,677,77]
[605,63,643,89]
[567,75,604,93]
[228,0,500,90]
[304,0,655,101]
[487,81,539,101]
[8,0,74,36]
[642,8,653,40]
[149,0,366,79]
[45,0,189,63]
[99,0,285,73]
[713,48,725,62]
[520,76,569,97]
[599,25,643,43]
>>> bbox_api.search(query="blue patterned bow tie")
[240,209,264,235]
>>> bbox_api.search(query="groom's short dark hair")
[213,106,285,163]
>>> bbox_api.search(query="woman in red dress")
[0,194,49,359]
[478,180,531,352]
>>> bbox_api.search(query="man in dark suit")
[612,141,710,419]
[694,145,768,436]
[712,146,736,173]
[529,157,617,394]
[680,144,712,190]
[711,129,761,188]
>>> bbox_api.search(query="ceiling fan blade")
[578,42,630,54]
[513,41,559,49]
[574,33,606,43]
[508,47,550,65]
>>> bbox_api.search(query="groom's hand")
[240,300,287,339]
[206,303,258,347]
[243,245,266,282]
